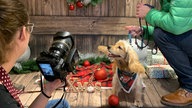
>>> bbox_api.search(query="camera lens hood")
[55,31,71,37]
[53,31,74,48]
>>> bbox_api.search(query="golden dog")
[98,40,145,107]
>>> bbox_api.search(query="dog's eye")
[118,46,122,50]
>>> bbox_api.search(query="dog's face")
[98,39,145,73]
[108,40,131,61]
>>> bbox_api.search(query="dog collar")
[117,68,138,93]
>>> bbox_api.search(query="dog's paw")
[98,46,109,55]
[134,100,143,107]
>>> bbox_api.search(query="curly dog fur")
[98,40,145,107]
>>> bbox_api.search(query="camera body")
[36,31,79,81]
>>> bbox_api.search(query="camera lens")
[49,31,74,58]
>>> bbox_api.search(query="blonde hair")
[0,0,29,64]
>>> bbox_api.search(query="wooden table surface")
[9,72,191,108]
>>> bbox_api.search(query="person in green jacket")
[125,0,192,107]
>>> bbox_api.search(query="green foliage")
[10,59,40,74]
[67,0,75,3]
[90,0,103,6]
[78,56,111,65]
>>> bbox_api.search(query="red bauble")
[83,60,91,67]
[69,4,75,10]
[94,68,107,80]
[108,94,119,106]
[76,1,83,8]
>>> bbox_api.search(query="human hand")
[43,79,64,96]
[136,3,151,18]
[125,26,143,37]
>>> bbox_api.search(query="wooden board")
[30,16,141,35]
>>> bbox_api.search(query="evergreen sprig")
[90,0,103,6]
[78,56,111,65]
[10,59,39,74]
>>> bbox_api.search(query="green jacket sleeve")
[143,26,154,41]
[145,0,192,35]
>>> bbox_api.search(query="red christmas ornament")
[94,68,107,80]
[69,4,75,10]
[76,1,83,8]
[108,94,119,106]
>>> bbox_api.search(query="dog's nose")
[107,45,111,49]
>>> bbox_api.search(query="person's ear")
[18,27,27,41]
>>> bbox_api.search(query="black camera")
[36,31,79,81]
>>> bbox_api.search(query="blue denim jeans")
[153,28,192,92]
[46,99,70,108]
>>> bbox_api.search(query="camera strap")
[40,75,67,108]
[51,91,67,108]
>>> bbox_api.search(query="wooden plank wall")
[19,0,160,58]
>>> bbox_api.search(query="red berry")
[69,4,75,10]
[83,60,91,67]
[108,94,119,106]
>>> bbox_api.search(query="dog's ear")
[129,61,145,73]
[98,45,109,55]
[128,50,145,73]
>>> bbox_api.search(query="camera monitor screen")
[39,63,54,76]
